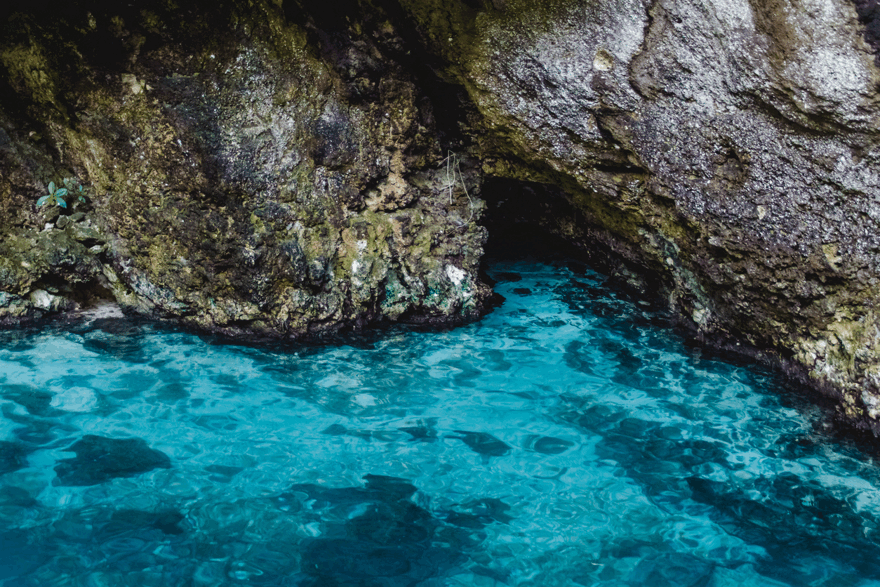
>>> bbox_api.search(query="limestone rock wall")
[0,0,489,338]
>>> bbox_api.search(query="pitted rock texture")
[0,1,489,338]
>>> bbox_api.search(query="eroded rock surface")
[3,0,880,431]
[0,1,489,339]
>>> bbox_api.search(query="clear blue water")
[2,254,880,587]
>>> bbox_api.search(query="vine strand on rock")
[440,150,474,222]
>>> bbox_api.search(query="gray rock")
[0,0,490,338]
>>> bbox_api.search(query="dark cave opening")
[479,176,672,313]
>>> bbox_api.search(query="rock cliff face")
[3,0,880,431]
[0,0,490,339]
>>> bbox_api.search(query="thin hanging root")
[443,150,459,204]
[440,150,476,222]
[453,155,475,222]
[446,150,454,204]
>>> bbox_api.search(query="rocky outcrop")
[3,0,880,432]
[0,1,489,339]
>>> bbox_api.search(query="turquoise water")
[2,254,880,586]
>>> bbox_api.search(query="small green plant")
[37,180,87,209]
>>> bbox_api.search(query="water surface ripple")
[1,256,879,586]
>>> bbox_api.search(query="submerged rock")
[0,441,30,476]
[54,435,171,486]
[286,474,474,585]
[525,435,575,455]
[0,529,44,581]
[102,509,186,537]
[449,430,512,458]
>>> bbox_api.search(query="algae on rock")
[0,0,490,338]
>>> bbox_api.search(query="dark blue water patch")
[290,475,476,586]
[53,435,172,486]
[591,410,880,585]
[154,381,190,402]
[448,430,512,458]
[100,508,187,537]
[2,257,880,585]
[0,441,30,476]
[190,414,241,432]
[0,485,38,509]
[446,497,514,527]
[399,419,440,443]
[1,406,78,447]
[493,271,522,282]
[82,329,151,363]
[204,464,245,483]
[0,529,45,581]
[564,340,603,377]
[6,385,58,417]
[322,422,381,442]
[0,327,40,352]
[524,434,574,455]
[108,370,162,400]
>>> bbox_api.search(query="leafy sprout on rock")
[37,180,88,209]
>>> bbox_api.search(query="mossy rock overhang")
[3,0,880,435]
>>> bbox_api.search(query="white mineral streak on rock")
[445,264,466,287]
[351,260,363,287]
[29,290,53,310]
[79,302,125,321]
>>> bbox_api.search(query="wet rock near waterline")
[53,435,171,486]
[0,216,112,326]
